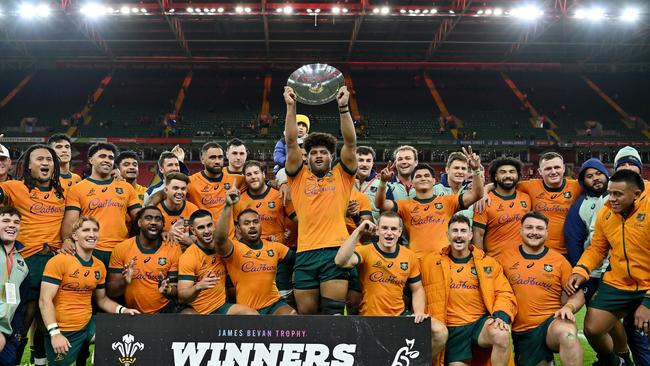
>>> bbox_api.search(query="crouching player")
[39,217,139,365]
[334,211,448,359]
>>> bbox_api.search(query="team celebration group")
[0,85,649,366]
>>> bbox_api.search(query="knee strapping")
[321,297,345,315]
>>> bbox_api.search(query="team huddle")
[0,85,649,366]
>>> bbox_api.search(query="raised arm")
[214,182,237,257]
[335,220,375,268]
[283,86,303,175]
[375,161,397,212]
[336,86,357,171]
[460,146,484,208]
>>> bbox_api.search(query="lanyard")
[355,176,379,194]
[3,244,14,280]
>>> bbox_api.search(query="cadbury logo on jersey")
[88,198,126,210]
[29,202,64,215]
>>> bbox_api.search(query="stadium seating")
[0,70,104,135]
[87,69,185,137]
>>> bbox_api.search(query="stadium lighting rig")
[17,3,50,19]
[621,7,641,22]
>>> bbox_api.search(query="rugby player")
[47,134,81,193]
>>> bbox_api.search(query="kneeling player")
[501,211,584,366]
[214,186,296,315]
[420,215,516,366]
[39,217,139,365]
[177,210,257,315]
[335,211,447,358]
[107,206,182,313]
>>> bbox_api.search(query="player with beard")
[376,148,484,258]
[0,144,65,365]
[115,151,147,206]
[48,134,81,194]
[283,85,357,315]
[501,211,583,366]
[355,146,381,221]
[335,212,448,358]
[187,142,243,224]
[177,210,257,315]
[386,145,418,201]
[473,157,531,259]
[233,161,296,301]
[214,186,296,315]
[107,206,181,313]
[62,143,141,269]
[40,217,139,365]
[420,214,516,366]
[156,172,197,250]
[483,152,580,255]
[566,170,650,366]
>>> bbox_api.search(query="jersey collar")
[493,190,517,201]
[194,242,216,255]
[372,241,400,258]
[87,177,114,185]
[241,239,264,250]
[75,253,94,267]
[518,244,548,260]
[60,172,72,179]
[450,252,473,264]
[247,185,270,200]
[136,236,162,254]
[161,200,186,216]
[414,194,437,204]
[542,178,566,193]
[201,170,223,183]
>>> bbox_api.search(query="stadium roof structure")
[0,0,648,70]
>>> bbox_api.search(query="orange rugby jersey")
[223,239,289,310]
[517,179,581,254]
[65,178,141,251]
[178,242,227,314]
[473,191,532,259]
[0,181,65,257]
[447,254,488,326]
[395,194,463,258]
[355,242,421,316]
[42,253,106,332]
[234,186,296,244]
[501,245,572,332]
[158,200,199,232]
[108,237,181,313]
[59,172,82,195]
[346,189,373,234]
[134,184,147,206]
[287,162,355,253]
[187,171,246,218]
[223,168,247,191]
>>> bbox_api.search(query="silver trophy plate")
[287,64,345,105]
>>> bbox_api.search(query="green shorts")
[45,318,95,366]
[276,255,294,292]
[25,252,54,301]
[210,302,233,315]
[294,248,350,290]
[258,300,289,315]
[589,281,647,315]
[446,314,490,363]
[93,249,112,270]
[158,300,179,314]
[513,316,555,366]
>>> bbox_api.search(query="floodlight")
[120,6,130,14]
[575,7,605,20]
[423,9,429,14]
[621,7,640,22]
[186,7,194,13]
[131,7,139,13]
[19,3,50,18]
[244,7,251,13]
[36,3,50,17]
[477,10,484,15]
[342,8,348,13]
[315,9,320,13]
[332,6,341,14]
[449,10,455,14]
[81,3,106,18]
[380,6,390,15]
[372,8,380,14]
[494,8,503,16]
[485,9,493,15]
[431,8,437,14]
[169,8,175,13]
[235,6,244,13]
[276,8,283,13]
[283,6,292,14]
[217,8,224,13]
[511,6,544,20]
[400,9,406,13]
[414,9,420,14]
[210,8,216,13]
[307,8,312,13]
